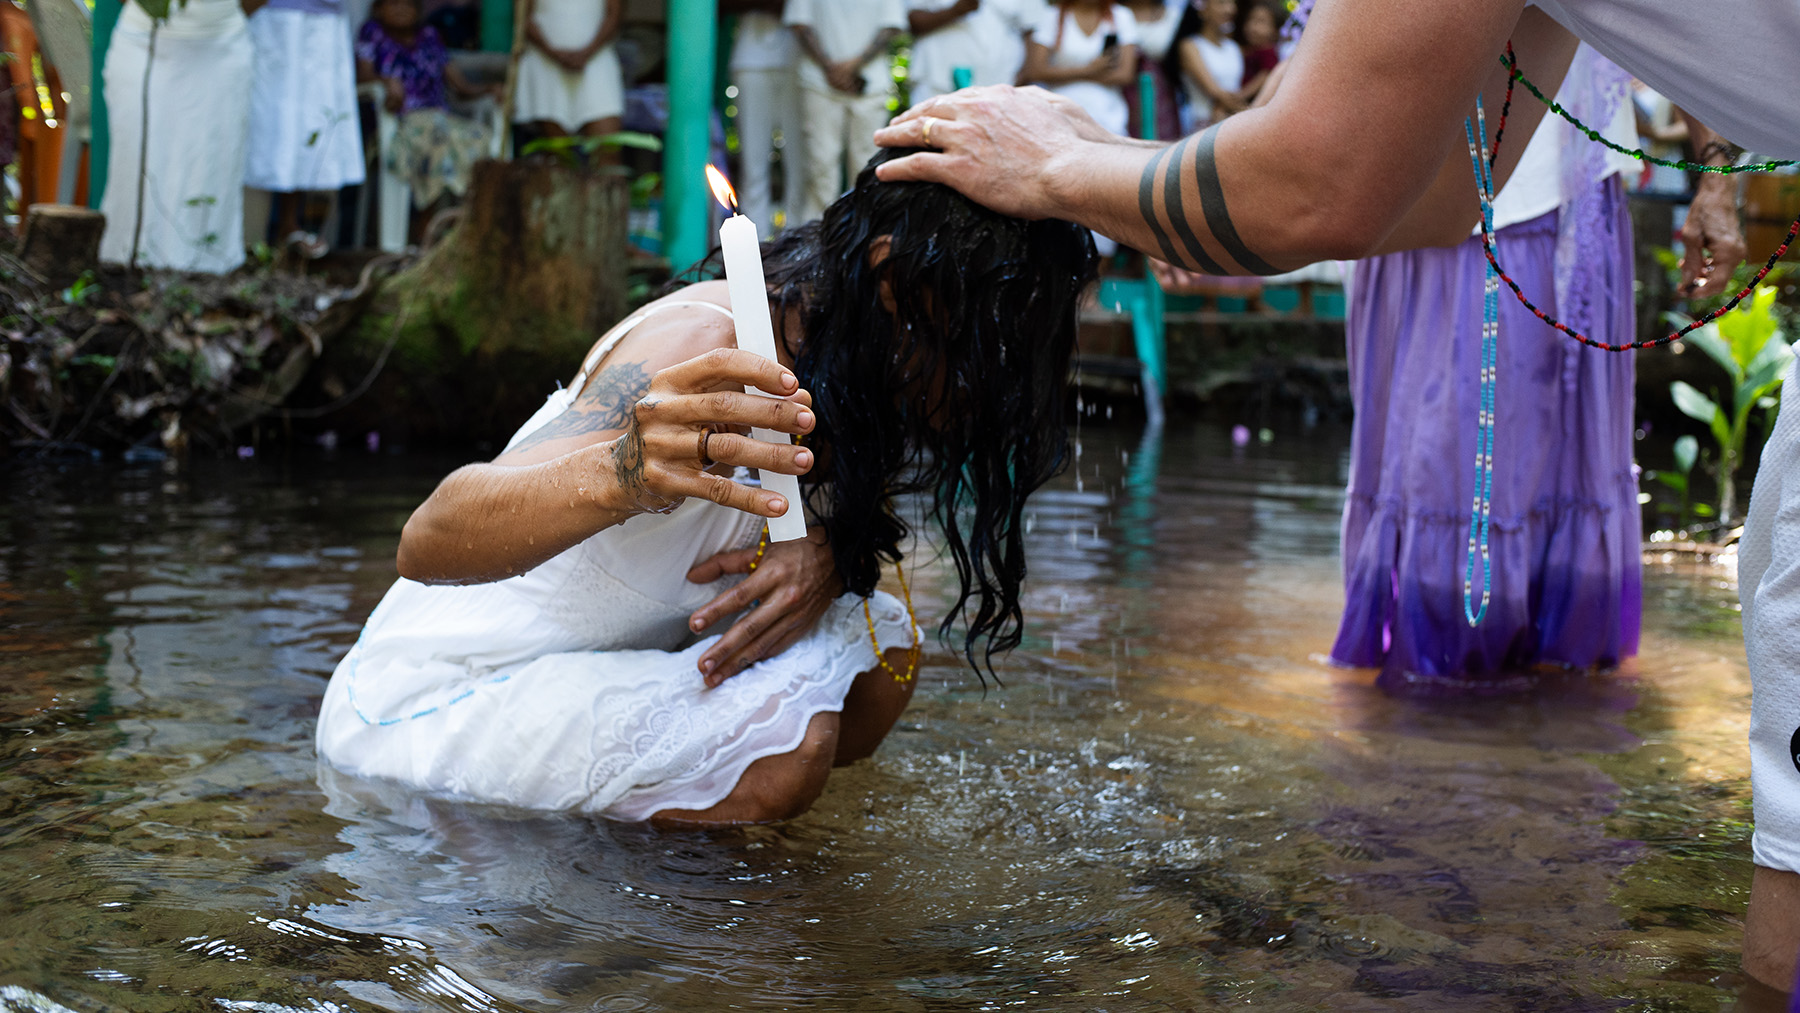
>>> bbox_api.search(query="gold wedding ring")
[922,116,935,148]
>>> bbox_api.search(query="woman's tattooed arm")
[505,361,653,456]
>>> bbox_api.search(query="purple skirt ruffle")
[1332,178,1642,691]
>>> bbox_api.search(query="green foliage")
[59,271,99,308]
[1649,434,1708,529]
[520,131,664,167]
[1665,284,1793,531]
[135,0,189,22]
[629,171,661,208]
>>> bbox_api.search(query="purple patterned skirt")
[1332,177,1642,692]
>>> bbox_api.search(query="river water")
[0,422,1758,1012]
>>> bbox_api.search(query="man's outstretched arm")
[875,0,1577,271]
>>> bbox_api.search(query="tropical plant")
[519,131,662,167]
[1647,433,1706,531]
[1667,284,1793,532]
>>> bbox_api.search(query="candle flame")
[705,164,739,214]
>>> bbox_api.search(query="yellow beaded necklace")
[747,523,920,684]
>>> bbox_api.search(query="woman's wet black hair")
[677,148,1098,678]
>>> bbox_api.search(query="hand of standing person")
[826,59,864,94]
[382,76,406,114]
[686,528,843,686]
[1676,112,1749,297]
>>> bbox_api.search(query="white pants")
[732,66,804,236]
[1741,358,1800,874]
[797,84,888,224]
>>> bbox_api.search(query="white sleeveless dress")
[316,302,915,820]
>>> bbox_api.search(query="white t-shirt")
[1129,0,1182,62]
[1532,0,1800,157]
[731,10,797,73]
[906,0,1048,103]
[783,0,909,95]
[1177,33,1242,128]
[1029,3,1140,136]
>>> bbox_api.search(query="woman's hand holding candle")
[606,348,815,520]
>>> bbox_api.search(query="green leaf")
[1717,285,1781,368]
[1678,323,1740,381]
[1742,332,1795,392]
[1671,380,1721,425]
[1672,434,1698,474]
[1694,502,1716,517]
[585,131,663,152]
[1653,471,1688,495]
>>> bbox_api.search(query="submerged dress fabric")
[1331,179,1641,690]
[317,306,914,819]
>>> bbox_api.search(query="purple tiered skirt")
[1332,178,1642,692]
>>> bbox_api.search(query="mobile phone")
[853,73,869,94]
[1102,32,1119,52]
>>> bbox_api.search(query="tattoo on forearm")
[1164,135,1230,274]
[612,409,679,515]
[508,360,651,453]
[1193,126,1278,275]
[1137,145,1186,267]
[1135,125,1276,276]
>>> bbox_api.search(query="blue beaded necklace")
[1461,97,1499,628]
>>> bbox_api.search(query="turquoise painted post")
[480,0,512,52]
[664,0,717,270]
[1134,70,1167,426]
[88,0,122,208]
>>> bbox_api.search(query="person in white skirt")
[99,0,252,273]
[244,0,366,257]
[514,0,625,159]
[315,148,1099,825]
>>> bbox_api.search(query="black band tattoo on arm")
[1137,144,1187,267]
[1193,125,1279,276]
[1134,126,1278,276]
[508,360,652,454]
[1164,135,1230,275]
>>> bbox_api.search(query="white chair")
[26,0,90,205]
[358,53,507,253]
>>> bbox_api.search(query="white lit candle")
[707,165,807,542]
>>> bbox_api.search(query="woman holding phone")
[1018,0,1140,252]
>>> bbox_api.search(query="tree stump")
[20,203,105,286]
[313,159,631,446]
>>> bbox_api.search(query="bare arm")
[1176,38,1246,115]
[876,0,1575,271]
[1675,108,1749,295]
[910,0,978,39]
[397,312,815,584]
[789,23,834,71]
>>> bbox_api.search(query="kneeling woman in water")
[316,149,1098,825]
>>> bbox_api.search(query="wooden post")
[21,203,105,284]
[664,0,717,271]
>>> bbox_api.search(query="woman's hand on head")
[685,527,841,687]
[607,348,816,519]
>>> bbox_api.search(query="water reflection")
[0,428,1759,1011]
